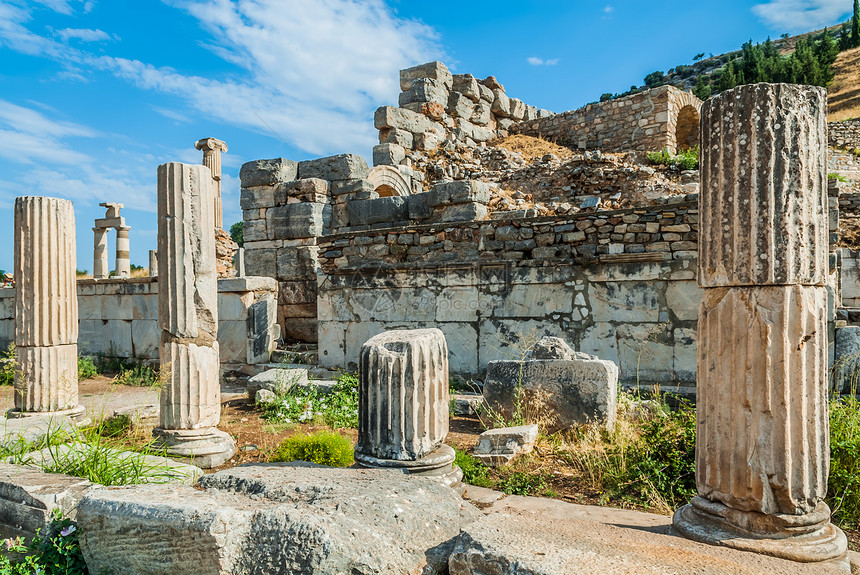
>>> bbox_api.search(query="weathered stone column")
[152,162,235,468]
[673,84,848,570]
[115,226,130,278]
[148,250,158,277]
[195,137,228,228]
[92,227,108,280]
[12,197,84,418]
[354,329,462,492]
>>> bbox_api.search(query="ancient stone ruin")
[92,202,130,279]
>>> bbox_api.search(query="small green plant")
[646,147,699,170]
[271,431,354,467]
[260,371,359,428]
[114,364,159,387]
[0,343,14,386]
[454,448,493,488]
[1,513,88,575]
[497,468,553,496]
[828,392,860,530]
[829,172,850,182]
[77,355,98,380]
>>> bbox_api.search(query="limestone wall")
[316,200,702,388]
[0,278,278,368]
[510,86,702,154]
[829,119,860,150]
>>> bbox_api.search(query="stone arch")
[367,165,412,197]
[676,105,700,151]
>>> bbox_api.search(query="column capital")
[195,137,228,154]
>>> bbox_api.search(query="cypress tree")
[853,0,860,48]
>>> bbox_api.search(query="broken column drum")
[672,83,848,570]
[195,137,228,229]
[354,329,463,492]
[152,162,235,468]
[12,196,84,417]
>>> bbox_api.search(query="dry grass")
[490,134,577,162]
[839,215,860,250]
[131,268,150,278]
[829,46,860,122]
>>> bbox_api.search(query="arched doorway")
[676,105,700,151]
[367,166,412,197]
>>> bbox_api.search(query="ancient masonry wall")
[0,278,278,368]
[315,199,704,387]
[829,118,860,150]
[510,85,703,154]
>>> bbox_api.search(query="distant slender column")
[115,226,130,278]
[673,84,848,571]
[149,250,158,277]
[152,162,235,468]
[195,138,228,228]
[354,329,462,492]
[12,196,84,418]
[234,247,244,277]
[93,228,109,279]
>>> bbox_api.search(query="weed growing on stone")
[259,371,359,429]
[271,430,353,467]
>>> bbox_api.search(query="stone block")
[483,358,618,431]
[217,292,252,322]
[378,127,414,148]
[347,196,408,226]
[276,246,319,281]
[239,186,276,210]
[267,203,325,240]
[0,463,91,540]
[282,317,318,343]
[375,106,435,134]
[588,282,661,323]
[415,130,443,151]
[279,178,329,204]
[427,180,491,207]
[470,101,492,126]
[491,89,511,117]
[835,326,860,393]
[298,154,369,181]
[239,158,298,188]
[509,98,526,121]
[434,203,488,222]
[372,143,406,166]
[453,73,481,102]
[130,320,159,360]
[279,280,316,305]
[357,329,449,461]
[330,179,375,197]
[242,219,267,242]
[473,424,539,466]
[243,247,276,278]
[665,281,702,322]
[448,91,475,119]
[399,77,449,107]
[400,60,453,91]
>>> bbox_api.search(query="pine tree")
[853,0,860,48]
[719,60,738,92]
[693,75,712,101]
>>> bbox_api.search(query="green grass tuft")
[271,431,354,467]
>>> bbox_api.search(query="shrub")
[271,431,353,467]
[0,513,88,575]
[0,343,14,386]
[646,147,699,170]
[454,448,493,488]
[114,364,159,387]
[77,356,98,380]
[497,468,554,497]
[828,393,860,530]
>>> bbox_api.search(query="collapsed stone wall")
[0,278,278,368]
[510,86,703,154]
[829,118,860,150]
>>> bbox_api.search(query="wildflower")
[3,538,13,551]
[59,524,76,537]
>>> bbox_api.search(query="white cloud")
[527,57,559,66]
[56,28,114,42]
[0,98,97,164]
[602,5,614,19]
[752,0,851,32]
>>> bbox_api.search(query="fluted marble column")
[354,329,462,492]
[12,197,84,418]
[115,226,130,278]
[152,162,235,468]
[148,250,158,277]
[195,137,228,229]
[673,84,848,571]
[92,228,108,279]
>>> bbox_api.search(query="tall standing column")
[115,226,131,278]
[92,227,108,279]
[12,197,84,418]
[152,162,235,468]
[354,329,462,492]
[195,137,228,228]
[148,249,158,277]
[673,84,848,570]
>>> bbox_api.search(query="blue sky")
[0,0,854,272]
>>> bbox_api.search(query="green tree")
[853,0,860,48]
[718,60,738,92]
[599,93,613,102]
[693,75,712,101]
[644,71,665,88]
[230,221,244,247]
